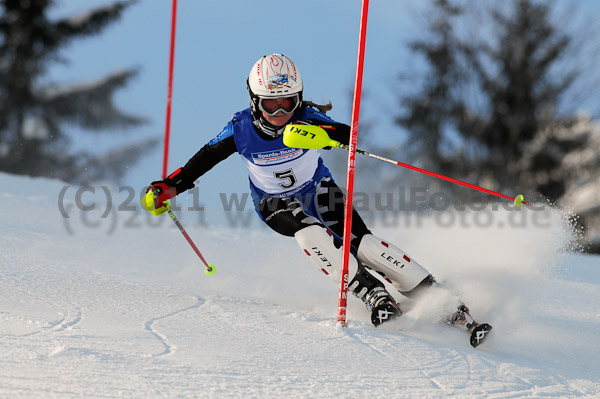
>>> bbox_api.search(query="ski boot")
[448,304,493,348]
[350,265,401,326]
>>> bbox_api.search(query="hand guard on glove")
[141,168,194,216]
[141,181,176,216]
[291,119,345,150]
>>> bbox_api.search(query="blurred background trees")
[1,0,597,252]
[0,0,157,185]
[394,0,600,252]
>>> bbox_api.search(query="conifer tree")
[0,0,156,184]
[397,0,597,200]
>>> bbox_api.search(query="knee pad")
[295,225,358,284]
[357,234,431,294]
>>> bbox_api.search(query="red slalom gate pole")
[162,0,178,179]
[338,0,369,327]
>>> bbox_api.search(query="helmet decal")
[263,54,297,90]
[268,74,289,90]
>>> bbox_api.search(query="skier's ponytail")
[303,100,333,114]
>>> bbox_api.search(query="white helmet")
[247,54,303,119]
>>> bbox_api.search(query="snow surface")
[1,172,599,398]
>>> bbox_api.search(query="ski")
[470,323,493,348]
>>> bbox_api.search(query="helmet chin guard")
[247,54,303,121]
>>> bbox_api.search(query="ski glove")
[142,182,176,216]
[141,168,194,216]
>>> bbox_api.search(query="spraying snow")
[0,172,598,398]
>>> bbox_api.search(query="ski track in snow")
[347,328,447,390]
[0,173,599,398]
[42,307,83,335]
[144,296,206,357]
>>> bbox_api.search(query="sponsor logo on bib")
[251,148,303,165]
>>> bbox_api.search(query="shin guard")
[295,225,358,284]
[357,234,431,294]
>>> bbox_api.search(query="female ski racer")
[144,54,464,327]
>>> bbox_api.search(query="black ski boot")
[447,304,493,348]
[448,304,476,330]
[350,265,401,326]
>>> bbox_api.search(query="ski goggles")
[258,94,300,116]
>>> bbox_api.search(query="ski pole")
[282,124,528,207]
[164,200,216,276]
[343,145,527,206]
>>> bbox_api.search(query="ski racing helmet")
[247,54,303,121]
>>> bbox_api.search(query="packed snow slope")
[1,172,599,398]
